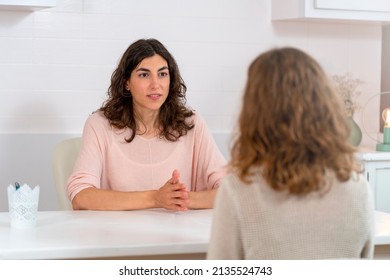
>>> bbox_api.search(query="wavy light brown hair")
[100,38,194,142]
[230,47,359,195]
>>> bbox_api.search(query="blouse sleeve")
[66,113,107,201]
[190,113,227,191]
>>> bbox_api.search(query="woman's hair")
[230,47,359,195]
[100,38,194,142]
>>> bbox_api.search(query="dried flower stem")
[332,73,363,118]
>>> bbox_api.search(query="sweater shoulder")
[189,111,208,133]
[84,111,113,132]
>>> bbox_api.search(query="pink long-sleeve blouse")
[67,111,226,201]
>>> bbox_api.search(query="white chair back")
[52,137,81,210]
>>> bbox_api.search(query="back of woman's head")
[231,47,358,194]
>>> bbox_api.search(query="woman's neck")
[135,109,160,138]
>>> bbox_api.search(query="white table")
[1,209,390,259]
[0,209,212,260]
[373,211,390,259]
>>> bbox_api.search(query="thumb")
[171,169,180,184]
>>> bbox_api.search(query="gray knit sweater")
[207,172,374,259]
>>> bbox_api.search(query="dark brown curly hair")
[100,38,194,142]
[230,47,360,195]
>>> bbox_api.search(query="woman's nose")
[150,75,160,88]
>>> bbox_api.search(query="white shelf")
[0,0,56,11]
[272,0,390,24]
[357,148,390,161]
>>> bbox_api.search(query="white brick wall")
[0,0,384,210]
[0,0,381,135]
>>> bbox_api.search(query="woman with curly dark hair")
[208,47,374,259]
[67,38,226,211]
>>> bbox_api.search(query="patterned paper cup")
[7,184,40,229]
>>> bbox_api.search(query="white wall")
[381,25,390,125]
[0,0,383,211]
[382,26,390,92]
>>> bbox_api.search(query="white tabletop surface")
[1,209,390,259]
[374,211,390,245]
[0,209,213,260]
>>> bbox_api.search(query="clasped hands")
[154,169,189,211]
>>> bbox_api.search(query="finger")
[168,204,188,211]
[172,186,189,199]
[163,198,188,211]
[175,205,188,211]
[172,198,189,209]
[170,190,189,199]
[170,183,187,192]
[171,169,180,184]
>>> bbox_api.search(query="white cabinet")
[357,150,390,213]
[272,0,390,23]
[0,0,56,11]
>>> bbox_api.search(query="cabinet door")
[375,168,390,213]
[315,0,390,13]
[0,0,55,11]
[365,161,390,213]
[272,0,390,22]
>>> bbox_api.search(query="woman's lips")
[147,94,162,101]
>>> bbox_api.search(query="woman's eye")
[159,72,168,77]
[138,73,148,78]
